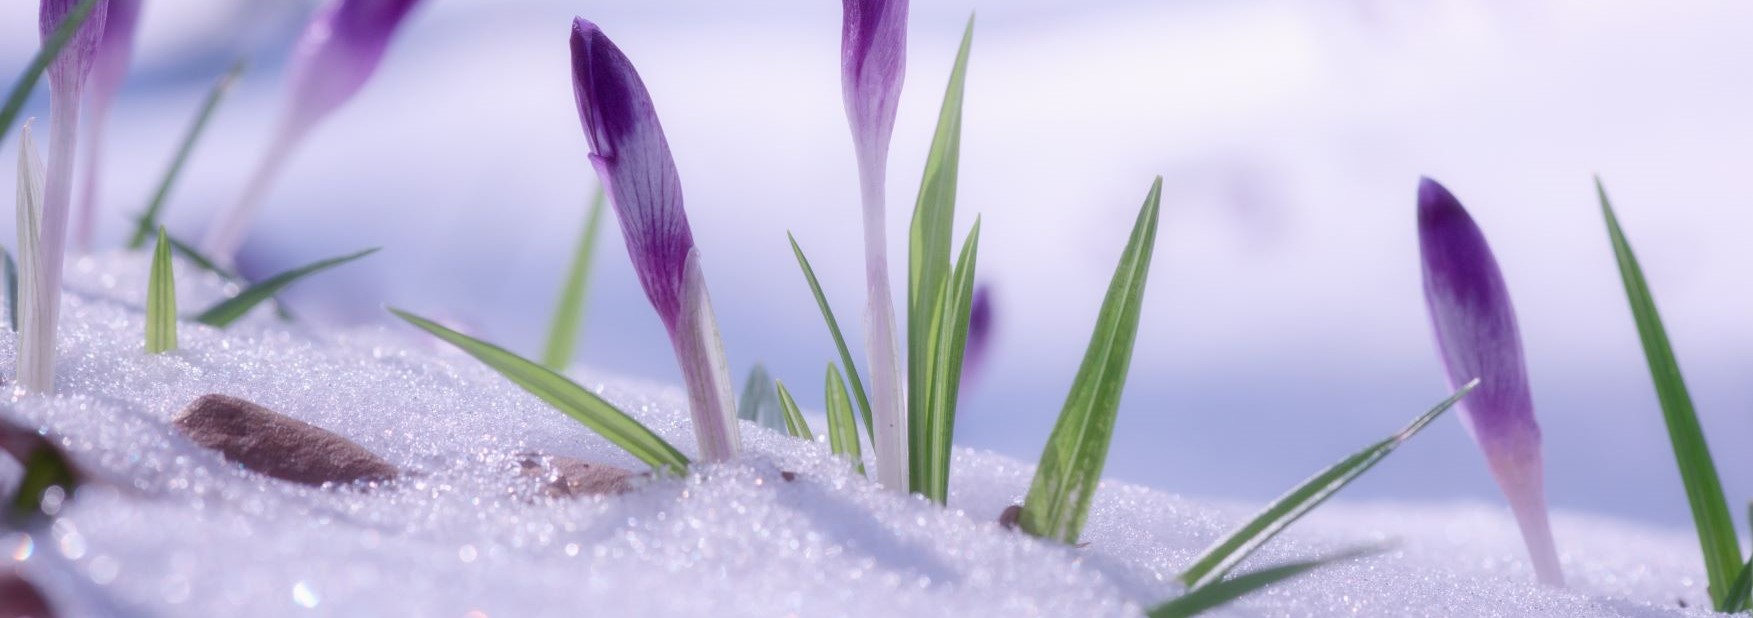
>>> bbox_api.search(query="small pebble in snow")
[172,394,398,487]
[516,453,638,498]
[998,505,1022,530]
[0,572,55,618]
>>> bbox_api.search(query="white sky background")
[1,0,1750,527]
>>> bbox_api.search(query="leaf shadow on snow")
[774,476,959,585]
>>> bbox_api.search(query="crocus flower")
[960,282,994,388]
[74,0,141,251]
[841,0,910,492]
[570,18,740,461]
[201,0,423,265]
[20,0,109,394]
[1417,177,1563,586]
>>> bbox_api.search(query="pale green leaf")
[145,227,177,354]
[787,233,874,438]
[825,362,865,475]
[196,248,377,327]
[1150,547,1383,618]
[737,363,787,432]
[775,380,813,440]
[540,187,607,370]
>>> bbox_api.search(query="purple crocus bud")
[75,0,142,251]
[841,0,910,492]
[1417,177,1563,587]
[961,282,994,388]
[570,18,740,462]
[201,0,423,264]
[40,0,109,93]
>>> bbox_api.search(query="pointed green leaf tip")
[825,363,865,475]
[196,248,378,328]
[146,227,178,354]
[541,186,607,370]
[1176,381,1477,589]
[787,233,875,439]
[906,16,976,502]
[1150,547,1384,618]
[1598,178,1743,609]
[775,380,813,440]
[391,308,690,473]
[1019,177,1162,545]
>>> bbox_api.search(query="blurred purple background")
[2,0,1750,530]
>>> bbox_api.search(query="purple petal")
[1417,176,1563,586]
[961,282,994,387]
[570,18,693,333]
[283,0,423,135]
[39,0,110,92]
[841,0,908,172]
[85,0,139,110]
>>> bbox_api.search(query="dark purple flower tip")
[571,17,693,332]
[1417,177,1539,451]
[962,282,994,387]
[283,0,424,134]
[39,0,110,92]
[841,0,908,167]
[86,0,141,107]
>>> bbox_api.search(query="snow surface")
[0,254,1721,617]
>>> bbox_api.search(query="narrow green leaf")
[916,220,981,503]
[158,226,297,321]
[6,444,81,527]
[908,17,976,495]
[774,380,813,440]
[1150,547,1383,618]
[391,308,690,473]
[145,227,177,354]
[1599,178,1742,608]
[737,363,787,432]
[2,249,16,333]
[196,248,378,327]
[1175,381,1477,589]
[129,61,246,249]
[540,187,607,369]
[0,0,100,145]
[1019,178,1162,544]
[787,233,875,438]
[825,362,866,475]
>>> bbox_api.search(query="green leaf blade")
[787,233,875,439]
[1019,177,1162,545]
[129,60,246,250]
[1175,381,1476,589]
[1150,547,1383,618]
[145,227,178,354]
[196,248,378,328]
[0,0,100,145]
[825,362,866,476]
[540,187,607,370]
[391,308,690,473]
[918,220,980,502]
[1598,179,1742,609]
[737,364,787,432]
[775,380,813,440]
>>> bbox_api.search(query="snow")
[0,254,1720,617]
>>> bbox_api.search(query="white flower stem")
[672,248,741,461]
[858,161,908,493]
[1489,447,1564,587]
[200,125,301,267]
[73,104,107,252]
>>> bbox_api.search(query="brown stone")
[998,504,1023,530]
[173,394,398,487]
[0,572,55,618]
[516,454,638,498]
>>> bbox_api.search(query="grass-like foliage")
[1150,547,1383,618]
[1176,381,1477,589]
[540,187,607,370]
[145,227,177,354]
[737,364,786,432]
[392,308,690,474]
[775,381,814,440]
[1598,178,1744,610]
[1018,178,1161,545]
[788,233,875,437]
[196,248,378,327]
[825,363,866,475]
[129,61,246,249]
[907,18,978,504]
[0,0,101,145]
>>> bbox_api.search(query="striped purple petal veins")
[201,0,423,264]
[75,0,142,250]
[1417,177,1563,587]
[570,18,740,462]
[40,0,109,92]
[841,0,911,492]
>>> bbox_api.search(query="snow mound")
[0,254,1716,617]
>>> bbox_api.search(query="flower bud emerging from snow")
[1417,177,1563,587]
[570,18,740,462]
[75,0,141,250]
[201,0,424,264]
[40,0,109,94]
[841,0,911,493]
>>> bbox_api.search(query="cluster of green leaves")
[1598,179,1750,612]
